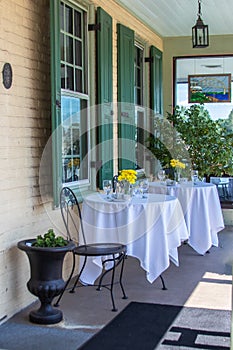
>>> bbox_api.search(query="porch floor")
[0,226,232,349]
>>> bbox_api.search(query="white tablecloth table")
[149,182,225,255]
[79,193,189,284]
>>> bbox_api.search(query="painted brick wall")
[0,0,64,323]
[0,0,163,324]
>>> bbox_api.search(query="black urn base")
[17,239,75,325]
[29,303,63,324]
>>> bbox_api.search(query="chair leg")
[54,252,76,307]
[119,254,127,300]
[109,253,128,311]
[109,256,117,312]
[96,264,111,291]
[70,255,87,293]
[96,254,118,311]
[96,252,124,290]
[160,274,167,290]
[96,255,117,291]
[97,253,127,312]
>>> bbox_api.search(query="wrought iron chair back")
[55,187,128,311]
[60,187,86,245]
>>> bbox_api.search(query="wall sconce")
[192,0,209,48]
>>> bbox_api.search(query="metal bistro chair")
[54,187,128,311]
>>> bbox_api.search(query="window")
[61,95,88,183]
[134,44,145,169]
[174,55,233,206]
[134,45,143,106]
[60,1,89,184]
[174,55,233,120]
[60,2,87,93]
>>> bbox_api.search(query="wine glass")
[132,180,140,197]
[157,170,166,183]
[103,180,112,198]
[139,179,149,198]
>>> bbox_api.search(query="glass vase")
[174,169,181,183]
[117,180,132,200]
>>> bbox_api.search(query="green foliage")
[32,229,68,247]
[218,110,233,135]
[146,114,191,178]
[147,134,171,169]
[147,105,233,178]
[166,105,233,177]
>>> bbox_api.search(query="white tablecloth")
[79,193,189,284]
[149,182,225,255]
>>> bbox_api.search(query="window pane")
[75,40,82,66]
[134,46,143,106]
[65,5,72,34]
[75,68,82,92]
[136,88,141,105]
[61,63,65,88]
[135,111,144,169]
[67,66,74,90]
[72,129,80,154]
[66,36,73,64]
[74,10,81,38]
[61,95,88,183]
[136,67,141,87]
[60,33,64,61]
[60,3,64,30]
[135,48,140,66]
[79,100,88,180]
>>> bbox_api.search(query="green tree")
[218,109,233,135]
[167,105,233,178]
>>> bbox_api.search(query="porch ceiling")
[115,0,233,37]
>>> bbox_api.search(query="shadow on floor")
[0,227,232,350]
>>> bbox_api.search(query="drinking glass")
[191,170,199,184]
[157,170,166,182]
[103,180,112,198]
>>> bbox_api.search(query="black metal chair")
[54,187,127,311]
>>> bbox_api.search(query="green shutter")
[150,46,163,115]
[117,24,135,170]
[50,0,62,207]
[96,7,113,186]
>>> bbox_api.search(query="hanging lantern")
[192,0,209,48]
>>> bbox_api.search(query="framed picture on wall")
[188,73,231,103]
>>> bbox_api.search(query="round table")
[79,193,189,284]
[149,181,225,255]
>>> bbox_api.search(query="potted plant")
[17,229,75,325]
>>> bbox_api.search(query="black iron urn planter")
[17,238,75,325]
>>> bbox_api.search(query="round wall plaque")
[2,63,13,89]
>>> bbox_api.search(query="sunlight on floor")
[184,272,232,310]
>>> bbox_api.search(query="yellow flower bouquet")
[118,169,137,184]
[170,159,185,182]
[170,159,186,169]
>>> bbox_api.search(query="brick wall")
[0,0,62,323]
[0,0,163,323]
